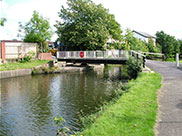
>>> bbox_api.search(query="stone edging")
[0,69,32,79]
[0,65,97,79]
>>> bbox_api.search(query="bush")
[19,51,36,63]
[126,57,142,79]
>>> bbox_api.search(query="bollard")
[176,53,179,67]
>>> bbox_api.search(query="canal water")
[0,65,126,136]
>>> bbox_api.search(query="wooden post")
[143,56,146,68]
[143,53,146,68]
[162,55,165,61]
[136,54,139,60]
[131,51,133,57]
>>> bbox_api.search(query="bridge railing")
[57,50,129,60]
[130,50,146,67]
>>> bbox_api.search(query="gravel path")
[146,60,182,136]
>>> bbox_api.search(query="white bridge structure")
[57,50,146,66]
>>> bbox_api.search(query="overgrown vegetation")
[19,51,36,63]
[32,66,58,75]
[54,117,72,136]
[77,73,161,136]
[0,60,49,71]
[126,57,142,79]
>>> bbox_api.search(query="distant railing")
[140,52,165,61]
[57,50,129,60]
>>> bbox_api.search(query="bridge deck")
[56,50,147,66]
[57,57,127,64]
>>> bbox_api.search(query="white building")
[132,30,156,44]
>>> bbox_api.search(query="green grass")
[165,58,182,63]
[0,60,49,71]
[79,73,162,136]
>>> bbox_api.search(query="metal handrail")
[140,52,164,56]
[56,50,147,67]
[57,50,129,59]
[131,50,146,57]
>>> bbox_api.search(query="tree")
[146,38,161,53]
[55,0,123,50]
[19,11,53,52]
[178,40,182,55]
[156,31,179,59]
[0,17,6,26]
[123,29,148,52]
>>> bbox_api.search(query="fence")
[140,52,165,61]
[1,42,37,60]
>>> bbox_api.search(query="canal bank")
[77,72,162,136]
[0,61,104,79]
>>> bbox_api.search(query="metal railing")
[57,50,129,60]
[57,50,147,67]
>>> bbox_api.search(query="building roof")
[132,30,156,39]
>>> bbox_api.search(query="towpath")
[146,60,182,136]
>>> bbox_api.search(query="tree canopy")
[55,0,123,50]
[156,31,179,58]
[19,11,53,52]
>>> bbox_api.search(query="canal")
[0,65,126,136]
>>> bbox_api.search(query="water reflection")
[0,65,125,136]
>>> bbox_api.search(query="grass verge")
[0,60,49,71]
[79,72,161,136]
[165,58,182,63]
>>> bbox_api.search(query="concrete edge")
[0,69,32,79]
[142,66,155,73]
[0,64,100,79]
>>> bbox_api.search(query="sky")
[0,0,182,41]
